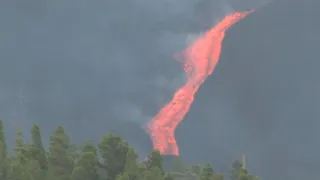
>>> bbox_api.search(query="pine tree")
[14,129,28,165]
[82,141,97,156]
[190,164,202,176]
[31,124,48,170]
[212,173,224,180]
[239,168,249,180]
[230,160,242,180]
[170,156,186,173]
[122,147,141,180]
[71,151,99,180]
[143,167,164,180]
[0,120,7,179]
[115,172,130,180]
[248,175,260,180]
[239,168,260,180]
[0,122,266,180]
[146,150,163,173]
[48,126,73,180]
[8,128,42,180]
[164,173,174,180]
[98,134,129,180]
[200,164,214,180]
[71,141,99,180]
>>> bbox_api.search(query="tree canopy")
[0,120,260,180]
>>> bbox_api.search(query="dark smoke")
[0,0,265,143]
[7,0,320,179]
[177,0,320,179]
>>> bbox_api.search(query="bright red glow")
[146,11,253,155]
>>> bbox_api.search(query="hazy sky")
[0,0,266,144]
[176,1,320,179]
[2,0,320,179]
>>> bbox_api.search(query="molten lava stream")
[146,11,253,155]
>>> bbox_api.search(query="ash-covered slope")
[176,0,320,179]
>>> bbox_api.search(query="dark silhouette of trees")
[0,122,260,180]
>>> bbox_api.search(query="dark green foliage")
[0,122,261,180]
[212,173,224,180]
[190,164,202,176]
[200,164,214,180]
[146,150,163,173]
[164,173,175,180]
[31,124,48,170]
[71,151,99,180]
[230,160,243,180]
[170,156,186,173]
[0,121,7,162]
[82,141,97,156]
[115,172,130,180]
[143,167,164,180]
[48,126,73,180]
[238,168,260,180]
[0,120,7,179]
[239,169,249,180]
[123,147,141,180]
[7,128,43,180]
[98,134,129,180]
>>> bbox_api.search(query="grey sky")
[0,0,265,142]
[2,0,320,179]
[176,1,320,179]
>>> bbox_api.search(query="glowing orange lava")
[146,11,253,155]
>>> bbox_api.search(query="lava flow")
[146,11,253,155]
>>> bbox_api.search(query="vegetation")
[0,120,260,180]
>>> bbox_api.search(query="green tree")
[115,172,129,180]
[48,126,73,180]
[248,175,260,180]
[146,150,163,173]
[0,120,7,179]
[239,168,249,180]
[122,147,141,180]
[7,129,27,180]
[190,164,202,176]
[71,141,99,180]
[143,167,164,180]
[164,173,174,180]
[230,160,242,180]
[7,129,42,180]
[83,141,98,156]
[212,173,224,180]
[170,156,186,173]
[6,158,26,180]
[137,161,147,177]
[98,134,129,180]
[68,143,79,167]
[71,148,100,180]
[200,164,214,180]
[7,159,43,180]
[14,129,28,165]
[31,124,48,170]
[0,123,266,180]
[239,168,260,180]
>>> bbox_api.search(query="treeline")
[0,120,259,180]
